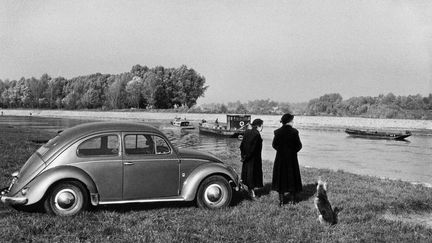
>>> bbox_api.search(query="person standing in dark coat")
[240,119,264,198]
[272,113,302,206]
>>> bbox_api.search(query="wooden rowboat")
[345,128,411,140]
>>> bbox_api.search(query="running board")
[98,197,186,205]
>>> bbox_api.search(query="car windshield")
[36,135,61,157]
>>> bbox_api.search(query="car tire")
[44,181,89,216]
[196,175,232,209]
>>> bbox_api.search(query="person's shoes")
[287,193,296,204]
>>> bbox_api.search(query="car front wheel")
[196,175,232,209]
[44,181,89,216]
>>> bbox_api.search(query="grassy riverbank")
[1,124,432,242]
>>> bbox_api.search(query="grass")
[1,124,432,242]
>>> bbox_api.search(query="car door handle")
[124,162,134,166]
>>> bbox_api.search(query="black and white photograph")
[1,0,432,242]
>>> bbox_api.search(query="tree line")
[188,99,294,115]
[1,67,431,120]
[305,93,432,119]
[0,64,208,110]
[188,93,432,120]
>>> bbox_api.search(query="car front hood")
[177,148,223,163]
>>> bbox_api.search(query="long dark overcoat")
[271,125,303,193]
[239,127,263,189]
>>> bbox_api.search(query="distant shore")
[2,108,432,135]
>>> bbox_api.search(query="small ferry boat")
[345,128,411,140]
[198,114,251,138]
[170,117,195,129]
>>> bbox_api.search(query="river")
[1,114,431,187]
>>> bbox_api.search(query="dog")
[314,179,341,225]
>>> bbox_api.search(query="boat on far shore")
[345,128,411,140]
[170,117,195,129]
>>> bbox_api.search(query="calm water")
[1,115,431,186]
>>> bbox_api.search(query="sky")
[1,0,432,103]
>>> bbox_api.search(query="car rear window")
[36,135,61,157]
[77,135,119,157]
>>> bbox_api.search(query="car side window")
[153,136,171,154]
[77,135,119,157]
[124,134,155,155]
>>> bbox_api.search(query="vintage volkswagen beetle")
[1,122,241,216]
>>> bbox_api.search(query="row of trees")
[189,99,293,115]
[1,67,431,119]
[193,93,432,119]
[306,93,432,119]
[0,65,208,110]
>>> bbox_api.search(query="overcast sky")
[1,0,431,103]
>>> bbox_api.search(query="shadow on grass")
[93,201,196,213]
[277,183,317,205]
[297,183,318,202]
[94,184,258,212]
[256,183,273,197]
[258,183,317,201]
[230,190,251,206]
[230,183,275,206]
[0,209,14,217]
[232,182,318,206]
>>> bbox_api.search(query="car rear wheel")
[44,181,89,216]
[196,175,232,209]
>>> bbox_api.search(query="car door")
[73,133,123,201]
[122,132,180,200]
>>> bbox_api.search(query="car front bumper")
[0,187,28,205]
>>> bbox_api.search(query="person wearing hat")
[239,118,264,198]
[271,113,303,206]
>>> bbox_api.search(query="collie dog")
[314,179,340,225]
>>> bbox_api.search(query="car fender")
[23,166,98,205]
[181,163,239,201]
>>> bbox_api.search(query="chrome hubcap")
[204,184,223,204]
[55,189,77,210]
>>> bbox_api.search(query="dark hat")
[280,113,294,124]
[251,118,263,127]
